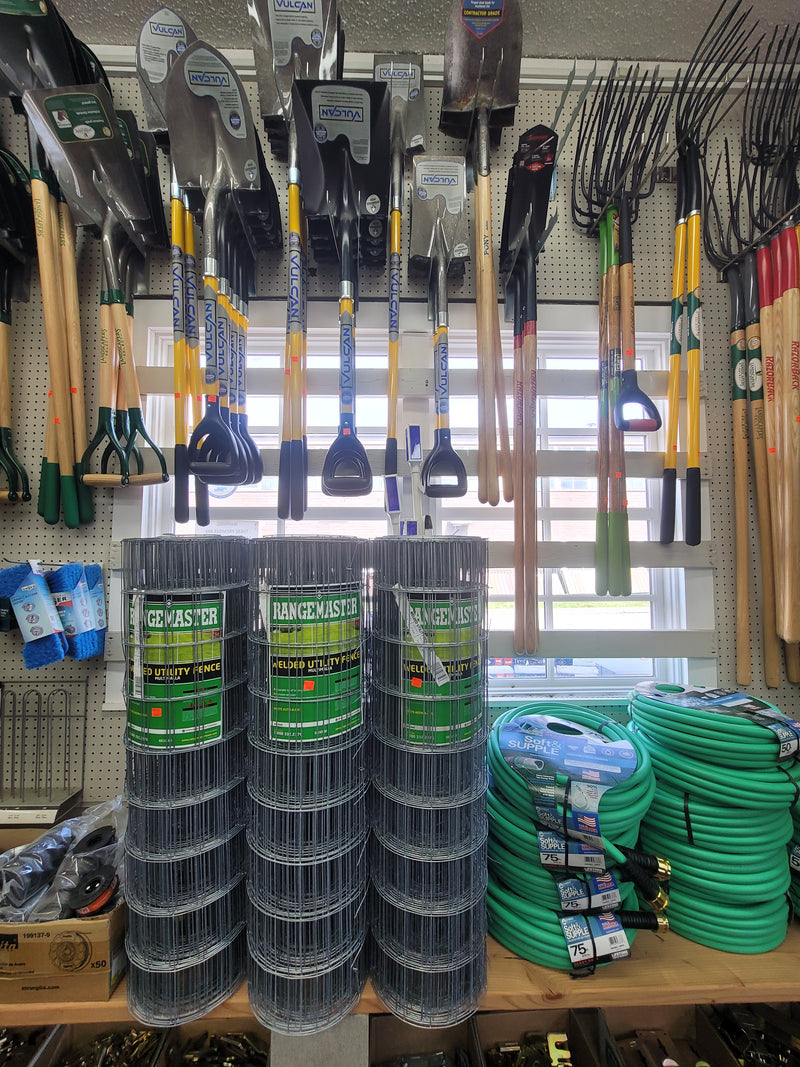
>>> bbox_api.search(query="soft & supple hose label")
[500,715,637,848]
[127,592,225,747]
[262,584,362,741]
[559,912,630,970]
[393,587,484,744]
[556,871,622,913]
[635,682,800,761]
[537,831,606,874]
[790,843,800,873]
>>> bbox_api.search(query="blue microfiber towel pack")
[0,563,67,669]
[84,564,107,658]
[46,564,98,660]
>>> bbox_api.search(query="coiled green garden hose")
[629,682,797,953]
[487,874,658,971]
[488,704,656,843]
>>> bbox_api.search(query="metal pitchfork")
[572,64,674,597]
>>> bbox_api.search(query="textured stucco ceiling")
[57,0,798,62]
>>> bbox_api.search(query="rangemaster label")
[138,8,190,84]
[396,590,483,744]
[184,48,247,139]
[311,86,371,164]
[268,0,324,67]
[127,592,225,747]
[264,585,362,741]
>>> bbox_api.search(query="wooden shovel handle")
[522,322,538,652]
[31,178,75,479]
[0,320,11,428]
[731,328,751,688]
[110,298,143,410]
[57,201,88,457]
[475,173,499,506]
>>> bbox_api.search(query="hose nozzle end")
[647,887,669,912]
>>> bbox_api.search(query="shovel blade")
[136,7,197,131]
[0,0,77,96]
[409,154,468,268]
[373,53,426,153]
[165,42,261,197]
[440,0,522,139]
[22,83,150,236]
[248,0,342,129]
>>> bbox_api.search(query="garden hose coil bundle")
[630,682,800,953]
[791,808,800,913]
[369,537,489,1027]
[246,537,368,1035]
[487,703,666,973]
[122,537,249,1025]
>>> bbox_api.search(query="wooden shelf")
[4,926,800,1026]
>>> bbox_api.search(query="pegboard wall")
[0,53,795,804]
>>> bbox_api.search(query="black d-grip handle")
[421,429,467,498]
[614,370,662,433]
[321,430,373,496]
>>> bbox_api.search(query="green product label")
[127,592,225,747]
[263,586,362,742]
[397,589,483,744]
[0,0,45,14]
[45,93,114,144]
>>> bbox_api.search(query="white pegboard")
[0,59,796,807]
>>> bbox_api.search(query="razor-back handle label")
[268,0,324,67]
[183,48,247,141]
[311,86,371,165]
[139,8,190,84]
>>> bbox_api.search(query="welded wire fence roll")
[246,537,369,1034]
[125,726,247,803]
[128,925,247,1027]
[249,840,368,919]
[247,733,366,808]
[247,889,368,975]
[369,537,488,749]
[370,836,488,915]
[122,537,249,1025]
[370,937,487,1029]
[124,828,246,910]
[368,537,489,1028]
[126,877,247,965]
[248,944,367,1036]
[248,538,366,749]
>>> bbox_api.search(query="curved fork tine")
[702,150,730,269]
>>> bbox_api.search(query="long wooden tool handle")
[110,298,144,412]
[31,177,79,528]
[475,172,499,506]
[57,202,88,457]
[0,319,12,428]
[730,323,751,688]
[781,226,800,642]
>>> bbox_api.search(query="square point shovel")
[292,78,390,497]
[440,0,522,507]
[409,154,469,498]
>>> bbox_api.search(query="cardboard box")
[0,899,127,1003]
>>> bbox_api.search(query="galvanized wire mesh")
[246,538,369,1035]
[368,537,489,1026]
[122,537,249,1025]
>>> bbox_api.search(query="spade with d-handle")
[409,155,469,499]
[293,79,390,496]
